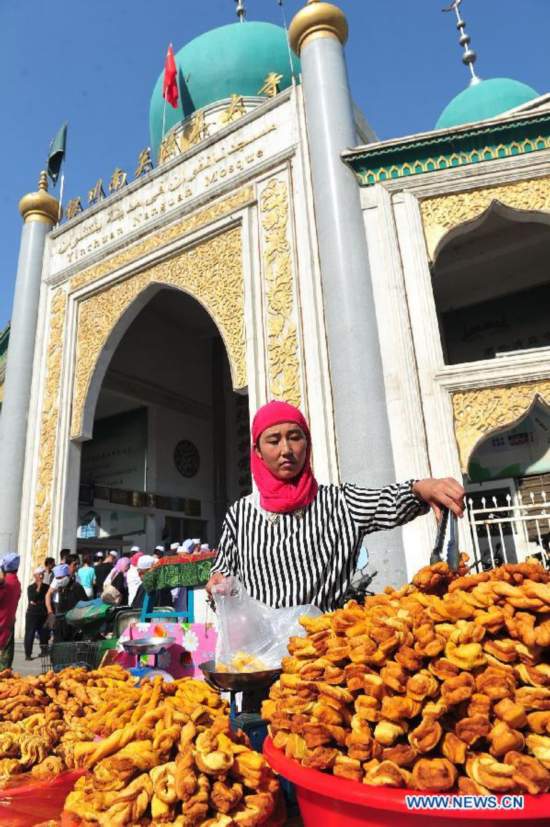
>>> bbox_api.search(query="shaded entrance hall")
[76,287,250,555]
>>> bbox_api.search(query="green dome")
[149,22,300,158]
[436,78,539,130]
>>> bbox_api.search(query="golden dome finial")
[19,171,59,225]
[289,1,348,56]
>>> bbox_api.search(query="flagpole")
[58,173,65,224]
[58,122,67,224]
[277,0,296,84]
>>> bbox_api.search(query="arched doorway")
[75,286,250,557]
[432,203,550,365]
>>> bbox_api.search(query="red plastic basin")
[0,769,86,826]
[263,738,550,827]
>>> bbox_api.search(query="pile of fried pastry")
[64,677,279,826]
[262,560,550,795]
[0,664,137,785]
[0,665,280,825]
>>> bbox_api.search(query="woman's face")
[256,422,308,481]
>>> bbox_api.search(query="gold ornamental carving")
[71,226,246,439]
[70,186,254,292]
[31,288,68,565]
[452,380,550,472]
[421,176,550,260]
[260,178,302,408]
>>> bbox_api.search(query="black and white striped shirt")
[211,481,427,611]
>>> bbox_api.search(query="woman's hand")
[412,477,465,521]
[206,572,227,596]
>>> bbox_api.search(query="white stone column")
[363,186,436,575]
[393,191,469,552]
[290,1,405,585]
[0,173,58,554]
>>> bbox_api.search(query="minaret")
[289,1,406,586]
[0,172,58,554]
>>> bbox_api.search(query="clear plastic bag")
[212,576,321,672]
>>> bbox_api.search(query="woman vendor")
[207,401,465,612]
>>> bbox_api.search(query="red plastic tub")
[0,769,85,826]
[264,738,550,827]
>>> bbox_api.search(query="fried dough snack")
[62,683,279,825]
[0,665,140,785]
[264,560,550,793]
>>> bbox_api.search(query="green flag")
[47,122,67,186]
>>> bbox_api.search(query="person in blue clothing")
[76,554,95,599]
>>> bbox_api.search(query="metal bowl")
[199,659,281,693]
[121,636,176,656]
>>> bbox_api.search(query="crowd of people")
[0,539,210,667]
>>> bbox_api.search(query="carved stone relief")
[32,289,68,566]
[452,380,550,472]
[421,176,550,260]
[260,178,302,408]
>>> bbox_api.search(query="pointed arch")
[468,394,550,481]
[421,175,550,261]
[433,199,550,264]
[452,384,550,473]
[71,227,246,441]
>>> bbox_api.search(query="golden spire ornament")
[19,170,60,224]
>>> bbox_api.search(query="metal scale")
[122,635,176,682]
[199,660,281,750]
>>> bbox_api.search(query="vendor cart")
[139,550,216,622]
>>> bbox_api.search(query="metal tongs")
[430,507,460,571]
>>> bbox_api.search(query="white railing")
[464,490,550,571]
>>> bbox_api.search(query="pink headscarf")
[130,552,143,567]
[112,557,131,577]
[251,401,318,514]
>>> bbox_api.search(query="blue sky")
[0,0,547,328]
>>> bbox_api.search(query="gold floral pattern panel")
[259,178,302,408]
[421,176,550,261]
[70,226,245,439]
[452,381,550,472]
[32,288,68,566]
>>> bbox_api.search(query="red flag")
[162,43,179,108]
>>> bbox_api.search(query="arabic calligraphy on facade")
[52,123,278,270]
